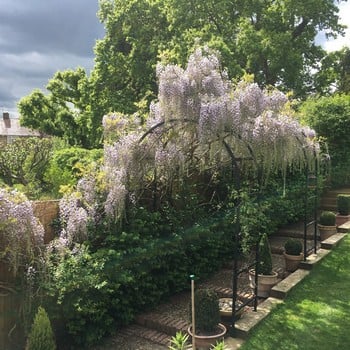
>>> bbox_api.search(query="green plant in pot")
[283,238,303,272]
[336,194,350,226]
[318,211,337,241]
[249,233,278,298]
[188,289,226,349]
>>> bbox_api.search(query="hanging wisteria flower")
[0,188,44,277]
[59,192,89,245]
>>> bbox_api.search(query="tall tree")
[314,47,350,95]
[18,68,101,148]
[93,0,170,115]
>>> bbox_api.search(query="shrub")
[337,194,350,215]
[284,238,303,256]
[256,233,273,275]
[319,211,336,226]
[190,289,220,333]
[25,306,56,350]
[299,95,350,187]
[44,147,102,198]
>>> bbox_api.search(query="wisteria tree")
[58,47,319,245]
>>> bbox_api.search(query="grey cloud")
[0,0,104,113]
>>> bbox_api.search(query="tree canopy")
[18,0,347,147]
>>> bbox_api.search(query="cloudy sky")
[0,1,349,117]
[0,0,104,116]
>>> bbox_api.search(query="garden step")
[270,269,310,299]
[320,233,346,250]
[118,324,171,346]
[234,297,283,339]
[337,220,350,233]
[135,313,189,337]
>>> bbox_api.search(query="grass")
[240,235,350,350]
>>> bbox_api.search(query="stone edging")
[223,232,347,349]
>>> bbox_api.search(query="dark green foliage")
[299,95,350,187]
[0,137,53,198]
[319,211,336,226]
[44,147,102,197]
[25,306,56,350]
[191,289,220,333]
[284,238,303,256]
[256,233,273,275]
[43,170,314,347]
[45,215,234,347]
[337,194,350,215]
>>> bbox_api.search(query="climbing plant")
[57,47,319,244]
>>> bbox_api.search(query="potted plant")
[283,238,303,272]
[336,194,350,227]
[318,211,337,241]
[249,233,278,298]
[187,289,226,349]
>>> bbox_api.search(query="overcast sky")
[0,1,349,117]
[0,0,104,116]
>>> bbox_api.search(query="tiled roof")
[0,117,40,137]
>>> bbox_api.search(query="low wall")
[32,200,60,244]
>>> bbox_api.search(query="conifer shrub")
[256,233,273,275]
[26,306,56,350]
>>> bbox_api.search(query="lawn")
[240,235,350,350]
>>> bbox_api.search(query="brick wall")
[32,200,60,244]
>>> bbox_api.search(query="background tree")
[18,68,101,148]
[0,138,53,197]
[314,47,350,95]
[299,94,350,186]
[18,0,346,145]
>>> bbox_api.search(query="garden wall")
[32,200,59,244]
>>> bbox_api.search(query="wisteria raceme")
[0,188,44,276]
[59,193,89,245]
[104,169,127,220]
[77,175,98,218]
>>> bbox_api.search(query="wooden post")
[190,274,196,350]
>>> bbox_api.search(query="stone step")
[118,324,172,346]
[337,220,350,233]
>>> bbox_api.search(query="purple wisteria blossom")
[0,188,44,276]
[59,46,320,242]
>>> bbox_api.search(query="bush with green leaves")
[44,146,102,198]
[299,95,350,187]
[337,194,350,215]
[25,306,56,350]
[190,289,220,333]
[284,238,303,256]
[44,213,234,347]
[0,137,53,198]
[319,211,336,226]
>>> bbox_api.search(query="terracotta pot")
[283,252,304,272]
[249,269,278,298]
[335,214,350,227]
[318,224,337,241]
[187,323,226,349]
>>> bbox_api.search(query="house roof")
[0,117,40,137]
